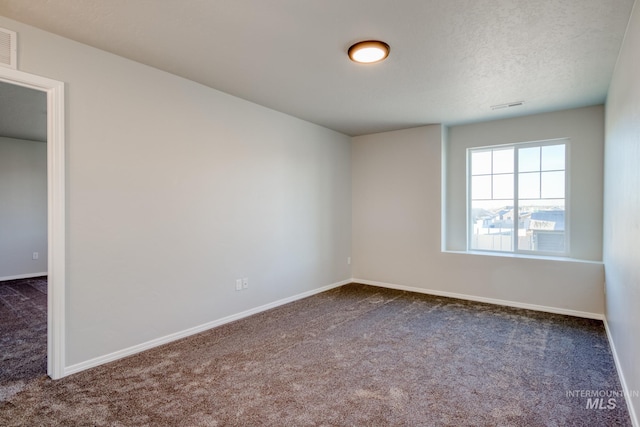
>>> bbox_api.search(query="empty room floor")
[0,282,631,426]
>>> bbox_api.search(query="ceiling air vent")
[490,101,524,110]
[0,28,17,69]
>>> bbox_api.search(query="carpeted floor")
[0,282,632,426]
[0,276,48,402]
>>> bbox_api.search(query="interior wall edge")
[603,317,640,427]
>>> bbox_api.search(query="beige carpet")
[0,283,631,426]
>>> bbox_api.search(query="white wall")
[0,136,47,278]
[604,0,640,423]
[353,125,604,316]
[353,126,443,285]
[0,16,351,367]
[445,105,605,261]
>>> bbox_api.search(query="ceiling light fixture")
[348,40,390,64]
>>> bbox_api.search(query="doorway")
[0,67,65,380]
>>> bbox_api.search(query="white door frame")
[0,67,66,379]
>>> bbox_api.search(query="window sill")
[441,250,603,265]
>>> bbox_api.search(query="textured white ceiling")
[0,0,635,136]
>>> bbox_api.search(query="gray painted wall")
[0,16,352,367]
[604,1,640,423]
[352,124,604,316]
[445,105,605,262]
[0,136,47,278]
[0,81,47,142]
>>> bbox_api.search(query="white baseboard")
[64,278,351,376]
[352,278,604,320]
[0,272,47,282]
[604,318,639,427]
[63,277,606,377]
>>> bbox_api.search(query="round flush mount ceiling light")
[348,40,390,64]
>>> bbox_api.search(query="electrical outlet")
[242,278,249,289]
[235,279,242,291]
[347,257,351,265]
[32,252,39,260]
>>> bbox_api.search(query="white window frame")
[467,138,570,257]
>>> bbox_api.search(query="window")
[468,139,567,255]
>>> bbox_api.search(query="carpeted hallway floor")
[0,276,47,402]
[0,281,632,426]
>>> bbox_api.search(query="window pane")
[541,144,565,171]
[541,171,565,198]
[493,174,513,199]
[470,200,514,252]
[519,147,540,172]
[471,151,491,175]
[518,172,540,199]
[492,148,514,174]
[519,200,565,253]
[472,175,492,199]
[469,140,567,255]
